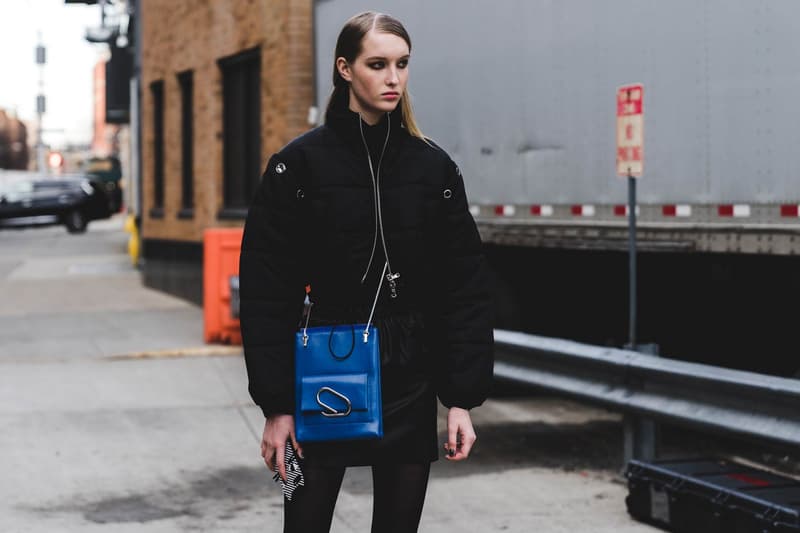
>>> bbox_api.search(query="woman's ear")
[336,57,352,82]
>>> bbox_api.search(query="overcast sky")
[0,0,104,148]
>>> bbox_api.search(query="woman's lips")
[382,92,399,100]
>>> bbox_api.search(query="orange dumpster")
[203,227,244,345]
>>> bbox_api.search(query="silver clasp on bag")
[317,386,352,417]
[302,301,313,347]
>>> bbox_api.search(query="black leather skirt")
[299,308,440,467]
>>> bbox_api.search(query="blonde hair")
[327,11,426,141]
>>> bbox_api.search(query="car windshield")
[3,181,34,194]
[0,179,33,202]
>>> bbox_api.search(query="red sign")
[616,84,644,177]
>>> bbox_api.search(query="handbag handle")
[327,325,355,360]
[302,261,387,346]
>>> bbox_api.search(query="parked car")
[0,171,112,233]
[83,156,123,213]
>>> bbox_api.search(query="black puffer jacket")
[239,95,493,417]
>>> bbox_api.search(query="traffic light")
[48,151,64,170]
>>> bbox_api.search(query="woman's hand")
[261,414,303,481]
[443,407,477,461]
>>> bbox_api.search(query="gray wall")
[314,0,800,205]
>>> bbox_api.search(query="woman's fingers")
[445,408,459,458]
[262,434,275,470]
[260,414,297,477]
[275,440,287,481]
[456,428,477,459]
[445,411,461,457]
[261,421,272,471]
[445,408,477,461]
[290,432,304,460]
[444,427,476,460]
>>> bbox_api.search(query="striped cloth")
[272,441,305,501]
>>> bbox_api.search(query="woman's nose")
[386,67,399,86]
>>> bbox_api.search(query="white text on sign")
[616,84,644,177]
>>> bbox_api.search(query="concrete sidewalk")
[0,217,656,532]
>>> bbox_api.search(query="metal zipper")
[358,113,400,298]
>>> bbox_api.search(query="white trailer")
[314,0,800,255]
[312,1,800,375]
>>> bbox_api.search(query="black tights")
[283,463,431,533]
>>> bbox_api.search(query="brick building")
[92,59,121,157]
[140,0,313,303]
[0,109,29,170]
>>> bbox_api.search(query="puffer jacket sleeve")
[239,154,307,417]
[434,158,494,409]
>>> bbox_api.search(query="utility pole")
[35,33,47,173]
[132,0,142,221]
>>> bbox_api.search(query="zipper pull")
[386,272,400,298]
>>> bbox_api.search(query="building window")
[177,70,194,218]
[218,47,261,217]
[150,80,165,217]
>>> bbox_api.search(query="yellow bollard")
[123,214,140,267]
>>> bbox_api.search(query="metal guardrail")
[493,329,800,447]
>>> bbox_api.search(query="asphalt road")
[0,216,658,532]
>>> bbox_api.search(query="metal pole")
[133,0,143,222]
[100,0,107,27]
[35,33,46,173]
[628,175,637,348]
[624,174,655,465]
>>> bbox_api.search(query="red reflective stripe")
[663,205,677,216]
[530,205,542,215]
[718,205,734,217]
[494,205,504,215]
[613,205,626,216]
[780,205,799,217]
[571,205,582,215]
[726,473,771,488]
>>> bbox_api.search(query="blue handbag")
[294,263,387,443]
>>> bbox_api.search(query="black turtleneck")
[324,87,406,163]
[360,115,390,165]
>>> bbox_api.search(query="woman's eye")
[369,62,385,69]
[398,60,408,69]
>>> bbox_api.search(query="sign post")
[616,83,644,348]
[617,83,654,463]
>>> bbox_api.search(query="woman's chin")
[374,101,401,114]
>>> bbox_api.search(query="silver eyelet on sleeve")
[443,189,453,199]
[275,162,286,174]
[296,189,304,199]
[454,165,461,176]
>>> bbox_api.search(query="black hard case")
[625,458,800,532]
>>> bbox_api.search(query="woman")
[239,11,493,533]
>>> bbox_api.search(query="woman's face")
[337,30,410,125]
